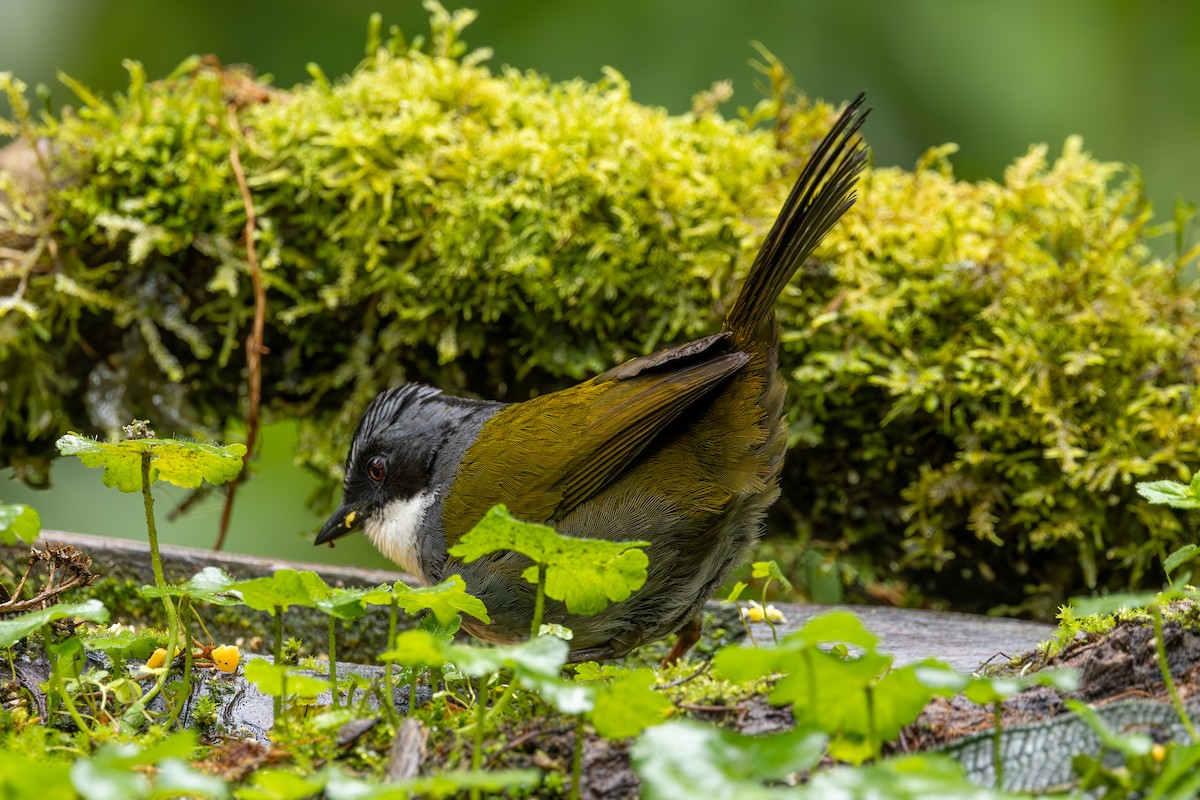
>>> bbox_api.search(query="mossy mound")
[1,7,1196,615]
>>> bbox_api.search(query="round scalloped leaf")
[56,434,247,493]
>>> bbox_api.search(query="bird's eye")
[367,456,386,483]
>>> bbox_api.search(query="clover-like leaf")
[449,505,649,616]
[380,628,592,715]
[590,669,673,739]
[244,658,328,699]
[56,433,247,493]
[363,575,490,625]
[141,566,241,606]
[751,560,794,594]
[0,502,40,545]
[228,569,332,614]
[0,598,109,647]
[632,720,827,799]
[321,764,541,800]
[799,754,1010,799]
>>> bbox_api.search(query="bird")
[315,94,868,663]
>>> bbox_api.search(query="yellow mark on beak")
[344,510,357,528]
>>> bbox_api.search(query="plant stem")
[487,678,518,724]
[865,682,877,763]
[140,450,179,715]
[164,596,193,729]
[471,676,487,800]
[273,606,284,722]
[571,715,584,800]
[386,597,399,722]
[328,615,339,710]
[1151,603,1199,742]
[992,700,1004,790]
[408,669,420,718]
[530,563,547,638]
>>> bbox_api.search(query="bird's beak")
[315,502,364,547]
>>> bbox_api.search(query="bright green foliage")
[140,565,242,606]
[236,765,541,800]
[243,658,328,699]
[914,663,1079,704]
[83,626,161,662]
[2,6,1196,612]
[799,755,1018,799]
[0,502,40,544]
[0,598,109,647]
[631,720,827,799]
[715,611,945,763]
[55,434,246,493]
[449,505,649,615]
[362,574,491,625]
[381,628,593,714]
[227,569,332,614]
[588,668,673,739]
[71,732,227,800]
[1138,472,1200,509]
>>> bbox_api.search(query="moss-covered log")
[1,8,1197,615]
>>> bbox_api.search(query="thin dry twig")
[215,103,268,551]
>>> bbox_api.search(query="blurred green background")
[2,0,1198,571]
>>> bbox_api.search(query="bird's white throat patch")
[363,491,435,583]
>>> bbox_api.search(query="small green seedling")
[226,568,334,720]
[362,575,491,719]
[382,629,593,800]
[715,610,942,764]
[448,505,649,636]
[0,502,40,545]
[56,423,246,721]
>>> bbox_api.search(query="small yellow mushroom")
[146,647,168,669]
[211,644,241,673]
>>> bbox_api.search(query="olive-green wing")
[443,335,747,542]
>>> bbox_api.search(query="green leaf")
[141,566,241,606]
[321,764,541,800]
[70,733,216,800]
[234,769,326,800]
[448,505,649,615]
[1136,478,1200,509]
[1069,591,1158,617]
[632,720,827,799]
[314,586,369,621]
[714,610,880,685]
[380,629,593,714]
[229,569,332,613]
[363,575,491,625]
[724,581,748,603]
[1164,545,1200,579]
[0,502,40,544]
[243,658,329,698]
[56,433,247,493]
[751,560,794,594]
[799,754,1011,799]
[0,750,76,800]
[83,627,161,661]
[591,669,673,739]
[0,598,109,647]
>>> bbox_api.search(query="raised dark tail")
[723,93,869,346]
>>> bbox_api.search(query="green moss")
[1,7,1197,615]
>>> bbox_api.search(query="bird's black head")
[314,384,453,573]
